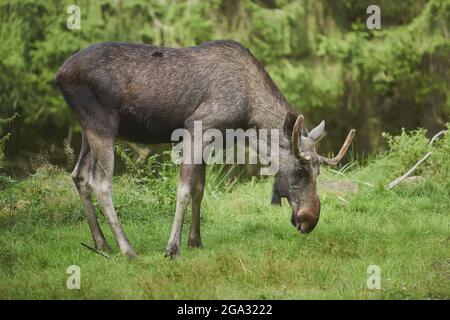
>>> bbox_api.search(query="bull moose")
[55,40,355,258]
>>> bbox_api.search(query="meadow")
[0,129,449,299]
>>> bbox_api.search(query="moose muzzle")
[291,198,321,234]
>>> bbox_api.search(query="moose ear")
[283,112,298,139]
[309,120,325,142]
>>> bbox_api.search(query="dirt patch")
[319,179,359,194]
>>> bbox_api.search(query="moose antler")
[292,115,311,160]
[319,129,356,166]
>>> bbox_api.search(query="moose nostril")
[295,220,310,233]
[298,223,312,234]
[295,208,320,234]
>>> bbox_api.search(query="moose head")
[272,112,356,234]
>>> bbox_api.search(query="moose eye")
[297,167,307,178]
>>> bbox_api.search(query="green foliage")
[382,124,450,185]
[383,128,430,170]
[0,0,217,141]
[1,0,448,168]
[0,134,9,179]
[115,146,178,213]
[0,115,15,185]
[206,164,241,196]
[316,0,449,107]
[115,144,240,198]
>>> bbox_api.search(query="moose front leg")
[165,163,196,258]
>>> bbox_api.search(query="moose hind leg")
[165,163,196,258]
[188,164,205,248]
[86,131,137,258]
[71,132,110,251]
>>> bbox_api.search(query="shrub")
[382,124,450,184]
[0,116,14,185]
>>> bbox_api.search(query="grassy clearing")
[0,159,449,299]
[0,129,449,299]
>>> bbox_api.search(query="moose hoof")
[188,237,203,249]
[125,250,138,259]
[95,241,112,253]
[165,244,180,258]
[120,246,138,259]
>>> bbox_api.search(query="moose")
[55,40,355,258]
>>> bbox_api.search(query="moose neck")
[245,64,294,148]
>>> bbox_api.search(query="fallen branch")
[387,152,432,189]
[81,242,110,259]
[387,130,447,190]
[429,130,447,146]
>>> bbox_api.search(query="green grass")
[0,162,448,300]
